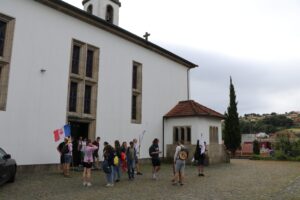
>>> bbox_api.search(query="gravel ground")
[0,159,300,200]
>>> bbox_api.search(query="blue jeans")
[114,164,121,181]
[127,160,135,179]
[106,166,114,184]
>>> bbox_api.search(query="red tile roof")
[164,100,225,119]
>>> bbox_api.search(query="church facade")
[0,0,197,165]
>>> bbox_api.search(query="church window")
[86,49,94,78]
[105,5,114,23]
[87,5,93,14]
[0,20,6,57]
[131,62,142,124]
[68,40,99,140]
[209,126,219,144]
[71,45,81,74]
[84,85,92,114]
[69,82,78,112]
[0,13,15,111]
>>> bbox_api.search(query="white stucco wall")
[0,0,189,165]
[164,116,222,157]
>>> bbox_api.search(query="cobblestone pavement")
[0,159,300,200]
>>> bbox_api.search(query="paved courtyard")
[1,159,300,200]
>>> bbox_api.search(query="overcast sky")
[65,0,300,116]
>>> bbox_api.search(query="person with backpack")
[57,139,66,175]
[82,139,98,187]
[120,141,128,173]
[126,141,136,180]
[103,143,115,187]
[172,140,188,185]
[194,140,206,176]
[62,137,73,177]
[149,138,161,180]
[114,140,121,182]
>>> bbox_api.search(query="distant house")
[163,100,229,164]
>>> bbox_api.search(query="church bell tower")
[82,0,121,26]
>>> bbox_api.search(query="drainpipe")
[162,116,165,159]
[187,68,191,100]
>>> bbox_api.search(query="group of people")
[57,136,207,187]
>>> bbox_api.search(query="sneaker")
[115,179,120,182]
[137,172,143,175]
[198,173,204,176]
[152,173,156,180]
[172,182,178,186]
[83,182,87,186]
[87,182,92,187]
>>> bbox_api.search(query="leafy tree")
[253,140,260,155]
[224,77,241,156]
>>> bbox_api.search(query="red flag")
[53,129,63,142]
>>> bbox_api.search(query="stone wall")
[166,144,230,165]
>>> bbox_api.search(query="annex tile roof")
[164,100,225,119]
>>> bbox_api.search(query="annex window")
[131,62,142,124]
[173,126,191,144]
[105,5,114,23]
[87,5,93,14]
[209,126,219,144]
[0,13,15,111]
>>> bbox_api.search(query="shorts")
[175,159,185,173]
[64,154,72,164]
[60,155,64,164]
[197,154,205,166]
[83,162,93,168]
[93,152,99,159]
[151,158,161,167]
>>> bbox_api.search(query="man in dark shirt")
[149,138,161,180]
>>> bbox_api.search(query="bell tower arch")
[82,0,121,25]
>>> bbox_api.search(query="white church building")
[0,0,226,166]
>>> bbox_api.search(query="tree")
[224,77,241,156]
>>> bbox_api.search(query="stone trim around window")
[131,61,142,124]
[67,39,99,139]
[0,13,15,111]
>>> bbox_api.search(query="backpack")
[121,152,126,161]
[102,160,112,174]
[194,147,201,161]
[178,146,189,160]
[113,155,119,166]
[62,144,70,154]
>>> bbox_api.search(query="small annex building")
[164,100,229,164]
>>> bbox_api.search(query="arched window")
[87,5,93,14]
[105,5,114,23]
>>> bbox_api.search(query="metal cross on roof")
[143,32,150,41]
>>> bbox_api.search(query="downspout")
[187,68,191,100]
[162,116,165,159]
